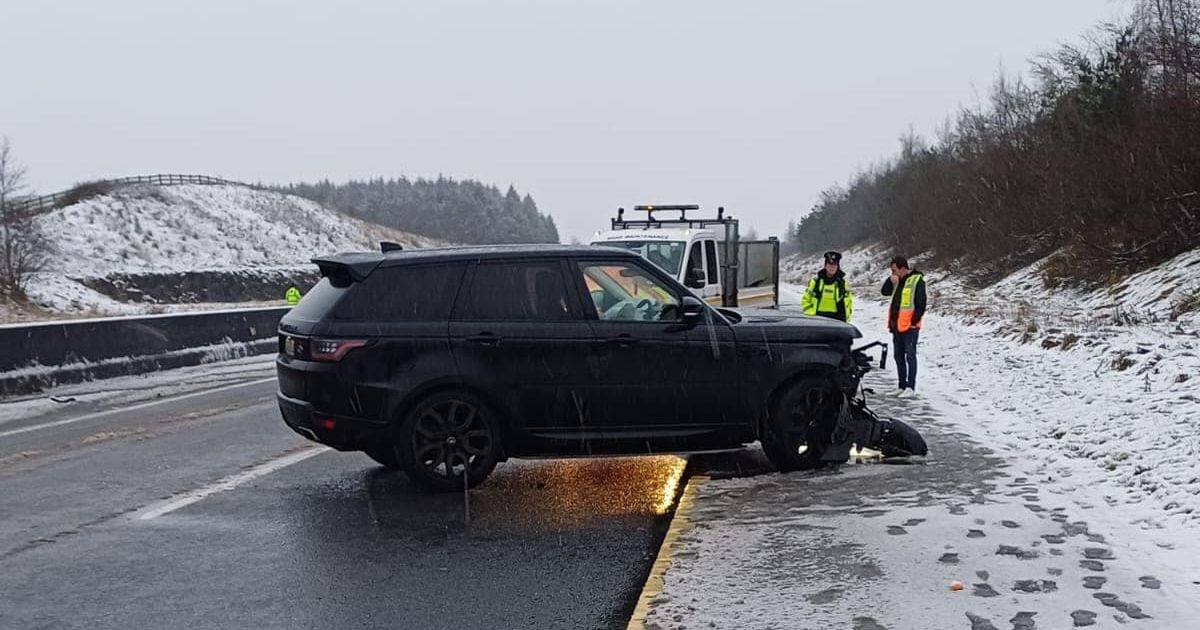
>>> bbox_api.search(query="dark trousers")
[892,329,920,389]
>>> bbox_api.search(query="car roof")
[312,244,642,278]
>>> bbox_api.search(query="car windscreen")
[601,241,686,276]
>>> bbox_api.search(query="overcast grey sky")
[2,0,1125,242]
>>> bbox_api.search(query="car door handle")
[605,334,639,347]
[466,333,501,346]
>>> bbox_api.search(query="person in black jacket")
[881,256,926,398]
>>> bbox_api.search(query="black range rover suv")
[277,244,895,491]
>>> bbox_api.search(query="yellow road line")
[627,475,710,630]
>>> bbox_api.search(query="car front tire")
[763,377,847,472]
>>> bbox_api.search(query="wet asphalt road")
[0,377,688,629]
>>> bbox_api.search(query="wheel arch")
[759,364,841,439]
[385,378,513,460]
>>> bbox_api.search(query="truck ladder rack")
[610,204,736,231]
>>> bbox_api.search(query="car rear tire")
[396,391,500,492]
[763,377,846,472]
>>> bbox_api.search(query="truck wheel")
[397,391,500,492]
[763,378,844,472]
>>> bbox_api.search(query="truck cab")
[589,204,779,308]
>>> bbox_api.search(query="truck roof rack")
[612,204,735,230]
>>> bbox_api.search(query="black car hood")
[728,308,862,343]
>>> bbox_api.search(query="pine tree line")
[278,176,559,245]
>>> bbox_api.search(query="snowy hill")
[783,244,1200,334]
[22,183,443,317]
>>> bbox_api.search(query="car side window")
[456,261,574,321]
[576,261,681,322]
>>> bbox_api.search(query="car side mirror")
[681,296,705,324]
[685,268,706,289]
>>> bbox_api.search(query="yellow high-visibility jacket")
[801,272,853,322]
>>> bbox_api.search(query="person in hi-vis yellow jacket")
[285,286,302,307]
[801,251,853,322]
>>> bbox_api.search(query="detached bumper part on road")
[276,393,385,451]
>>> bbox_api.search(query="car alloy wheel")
[401,392,500,491]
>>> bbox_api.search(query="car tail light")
[310,338,368,362]
[280,334,310,360]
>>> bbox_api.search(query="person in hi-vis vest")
[881,255,926,398]
[285,286,302,307]
[801,251,853,322]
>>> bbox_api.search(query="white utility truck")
[590,204,780,308]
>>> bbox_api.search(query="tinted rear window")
[455,261,572,321]
[334,263,465,321]
[288,278,347,321]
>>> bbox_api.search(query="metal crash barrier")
[0,307,288,397]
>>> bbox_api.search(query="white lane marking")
[0,376,277,439]
[136,447,329,520]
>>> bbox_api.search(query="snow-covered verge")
[643,370,1200,628]
[783,244,1200,334]
[0,332,278,399]
[781,245,1200,541]
[18,273,293,318]
[0,354,275,428]
[12,183,445,320]
[641,279,1200,629]
[0,300,57,324]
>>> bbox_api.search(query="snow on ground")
[784,244,1200,332]
[0,354,275,428]
[644,285,1200,628]
[19,183,444,317]
[646,406,1200,628]
[22,272,290,318]
[782,246,1200,528]
[19,273,161,317]
[0,299,57,323]
[32,183,439,275]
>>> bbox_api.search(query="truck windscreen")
[603,241,686,276]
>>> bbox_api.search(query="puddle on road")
[300,455,691,540]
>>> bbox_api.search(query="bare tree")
[0,137,45,300]
[792,0,1200,285]
[1134,0,1200,96]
